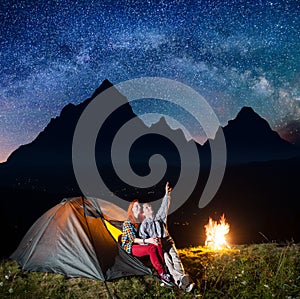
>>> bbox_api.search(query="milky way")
[0,0,299,161]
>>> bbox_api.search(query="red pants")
[132,244,165,275]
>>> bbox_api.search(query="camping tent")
[10,197,151,281]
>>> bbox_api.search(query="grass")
[1,243,300,298]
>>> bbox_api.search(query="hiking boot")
[160,273,173,287]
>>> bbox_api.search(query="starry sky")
[0,0,300,162]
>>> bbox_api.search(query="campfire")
[204,214,230,250]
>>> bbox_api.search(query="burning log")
[204,214,230,250]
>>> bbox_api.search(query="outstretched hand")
[165,182,172,194]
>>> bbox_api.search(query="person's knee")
[149,245,161,255]
[148,244,156,252]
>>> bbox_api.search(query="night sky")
[1,0,300,162]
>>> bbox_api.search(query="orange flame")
[204,214,230,250]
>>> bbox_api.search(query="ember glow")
[204,214,230,250]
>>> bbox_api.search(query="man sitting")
[139,182,195,293]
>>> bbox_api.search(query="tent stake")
[103,280,113,299]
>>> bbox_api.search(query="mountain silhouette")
[1,81,300,200]
[2,85,299,189]
[0,79,189,197]
[5,79,114,165]
[0,80,116,194]
[210,106,300,165]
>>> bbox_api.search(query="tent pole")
[103,280,113,299]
